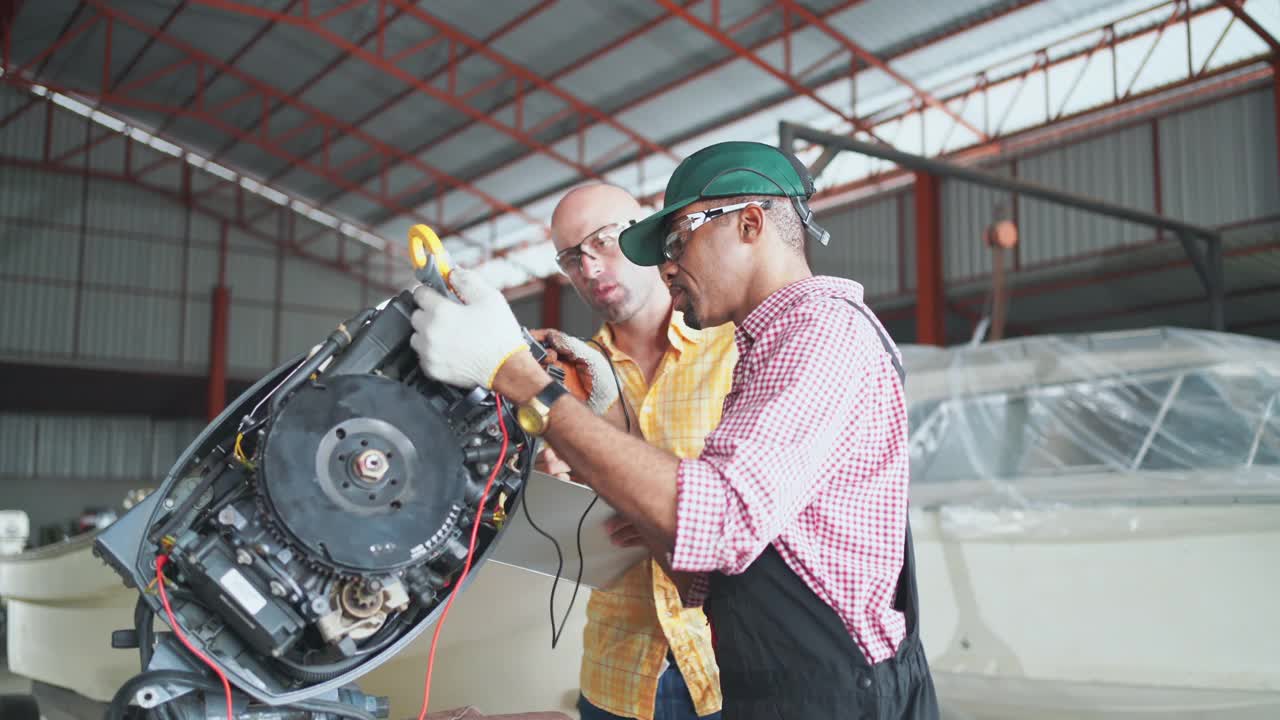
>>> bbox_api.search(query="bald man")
[544,184,736,720]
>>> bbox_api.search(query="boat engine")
[94,258,560,718]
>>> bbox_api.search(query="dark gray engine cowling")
[94,289,536,710]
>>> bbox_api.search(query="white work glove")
[409,269,528,390]
[536,329,619,416]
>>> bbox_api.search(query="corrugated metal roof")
[8,0,1230,294]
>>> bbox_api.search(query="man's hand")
[604,514,645,548]
[535,444,573,483]
[409,269,529,390]
[529,329,619,415]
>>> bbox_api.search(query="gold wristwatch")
[516,380,570,436]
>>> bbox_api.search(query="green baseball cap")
[619,141,813,266]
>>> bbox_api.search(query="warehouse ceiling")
[3,0,1277,290]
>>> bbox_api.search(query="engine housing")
[94,289,535,707]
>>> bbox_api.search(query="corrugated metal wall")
[499,86,1278,335]
[2,84,1276,523]
[941,162,1014,282]
[6,87,1273,377]
[0,87,388,529]
[1016,123,1157,266]
[0,177,373,380]
[814,85,1279,290]
[0,85,377,381]
[0,412,205,530]
[1159,89,1280,226]
[812,191,913,297]
[814,138,1161,290]
[559,283,600,339]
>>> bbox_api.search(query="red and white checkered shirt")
[671,275,910,663]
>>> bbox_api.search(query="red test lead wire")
[156,396,513,720]
[154,554,234,720]
[416,396,511,720]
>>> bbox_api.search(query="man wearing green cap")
[410,141,938,719]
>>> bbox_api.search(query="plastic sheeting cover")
[900,327,1280,513]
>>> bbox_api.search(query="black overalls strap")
[847,301,904,384]
[845,299,921,642]
[704,298,938,720]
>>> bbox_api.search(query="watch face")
[516,404,546,435]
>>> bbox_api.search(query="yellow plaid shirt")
[580,311,737,720]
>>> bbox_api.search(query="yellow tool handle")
[408,224,456,298]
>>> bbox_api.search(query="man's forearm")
[545,397,679,549]
[496,352,680,548]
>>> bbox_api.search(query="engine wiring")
[232,432,253,468]
[125,325,628,718]
[112,297,553,719]
[416,395,512,720]
[154,554,235,720]
[520,337,631,649]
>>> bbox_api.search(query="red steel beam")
[9,13,99,78]
[811,46,1272,209]
[0,0,21,68]
[449,0,1039,250]
[208,223,230,420]
[49,2,190,166]
[187,0,613,180]
[666,0,1039,155]
[866,60,1271,200]
[913,171,945,345]
[775,0,989,142]
[53,1,544,236]
[53,0,305,173]
[861,0,1219,134]
[0,93,39,131]
[1217,0,1280,54]
[1121,1,1189,100]
[107,2,184,90]
[248,0,558,224]
[540,277,563,330]
[654,0,887,143]
[201,0,420,170]
[387,0,678,162]
[349,1,879,236]
[308,0,713,221]
[443,0,757,153]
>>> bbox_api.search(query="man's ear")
[738,203,766,244]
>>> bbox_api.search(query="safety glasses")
[661,199,772,263]
[555,221,634,276]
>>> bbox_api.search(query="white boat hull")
[912,501,1280,718]
[4,499,1276,717]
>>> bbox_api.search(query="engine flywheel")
[260,374,470,575]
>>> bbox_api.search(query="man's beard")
[683,311,702,330]
[670,279,700,329]
[584,283,635,324]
